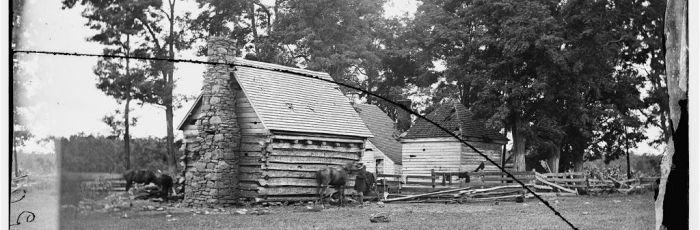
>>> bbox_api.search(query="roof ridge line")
[233,58,332,80]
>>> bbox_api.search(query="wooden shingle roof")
[403,100,508,142]
[355,104,402,164]
[177,58,373,138]
[234,62,372,138]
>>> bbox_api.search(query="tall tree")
[191,0,436,132]
[414,0,652,172]
[63,0,192,172]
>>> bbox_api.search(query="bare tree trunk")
[165,0,176,173]
[249,1,260,55]
[124,97,131,170]
[125,34,131,171]
[549,147,560,173]
[656,0,688,229]
[512,115,526,172]
[573,154,584,172]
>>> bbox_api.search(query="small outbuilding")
[400,100,508,176]
[177,38,373,207]
[354,104,402,175]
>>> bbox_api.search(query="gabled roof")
[178,58,373,138]
[403,100,508,142]
[355,104,402,164]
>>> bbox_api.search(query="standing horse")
[315,162,363,207]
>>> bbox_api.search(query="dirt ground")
[52,192,655,230]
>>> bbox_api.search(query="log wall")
[236,90,270,200]
[256,134,364,200]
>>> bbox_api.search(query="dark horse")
[123,169,173,199]
[315,162,363,206]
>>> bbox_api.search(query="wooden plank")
[266,156,357,165]
[240,190,259,198]
[259,178,355,187]
[469,171,536,177]
[258,187,357,196]
[271,142,362,153]
[240,122,265,129]
[405,175,435,179]
[240,143,264,152]
[383,187,473,202]
[241,151,263,157]
[377,174,403,178]
[480,176,535,182]
[237,112,259,118]
[238,117,263,123]
[262,163,352,172]
[541,172,585,177]
[405,181,437,187]
[262,170,317,179]
[542,178,586,183]
[239,166,262,173]
[259,196,318,202]
[240,157,262,166]
[239,173,262,181]
[534,174,577,194]
[268,150,360,160]
[242,128,269,135]
[273,135,365,143]
[239,181,260,190]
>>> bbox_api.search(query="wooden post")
[431,169,436,190]
[501,144,507,168]
[625,127,632,180]
[442,173,446,186]
[396,175,402,194]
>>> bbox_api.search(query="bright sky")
[14,0,663,156]
[14,0,418,153]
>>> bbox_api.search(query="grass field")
[10,174,60,230]
[54,192,655,230]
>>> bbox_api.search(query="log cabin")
[177,38,373,207]
[354,104,402,175]
[400,100,509,177]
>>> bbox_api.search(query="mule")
[123,169,173,199]
[315,162,363,207]
[154,174,174,199]
[123,169,157,192]
[353,166,376,204]
[458,162,486,183]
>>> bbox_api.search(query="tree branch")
[158,8,171,21]
[135,16,162,50]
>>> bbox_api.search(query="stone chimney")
[183,37,240,207]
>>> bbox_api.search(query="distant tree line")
[58,134,182,173]
[15,152,57,175]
